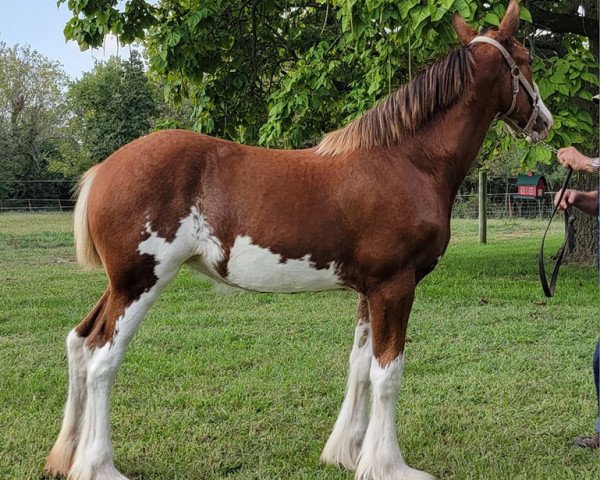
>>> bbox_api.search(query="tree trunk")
[569,1,598,265]
[582,1,598,62]
[569,173,598,264]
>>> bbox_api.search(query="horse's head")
[453,0,553,141]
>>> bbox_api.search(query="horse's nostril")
[536,116,549,130]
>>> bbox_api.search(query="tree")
[525,0,599,263]
[59,0,598,260]
[0,42,71,200]
[51,52,159,178]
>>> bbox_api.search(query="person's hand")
[554,188,579,210]
[557,147,594,173]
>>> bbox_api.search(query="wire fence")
[0,193,558,217]
[0,198,76,212]
[453,192,558,219]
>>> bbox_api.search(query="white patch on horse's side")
[226,235,342,293]
[321,320,372,470]
[355,356,434,480]
[191,211,224,269]
[139,208,209,275]
[140,207,228,284]
[185,210,228,282]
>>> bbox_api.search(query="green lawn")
[0,212,598,479]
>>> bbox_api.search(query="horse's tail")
[73,164,103,270]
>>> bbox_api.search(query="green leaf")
[483,12,500,27]
[187,11,203,30]
[556,83,569,95]
[519,7,532,23]
[411,6,431,29]
[431,6,447,22]
[166,31,182,47]
[525,145,552,168]
[398,0,419,20]
[581,72,600,85]
[453,0,471,19]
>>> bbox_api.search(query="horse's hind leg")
[47,251,180,480]
[45,311,101,476]
[321,295,372,470]
[65,278,169,480]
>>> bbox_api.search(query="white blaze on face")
[536,83,553,129]
[537,98,553,131]
[528,82,553,141]
[226,235,342,293]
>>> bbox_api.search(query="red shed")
[514,171,547,199]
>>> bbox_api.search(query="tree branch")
[528,3,598,40]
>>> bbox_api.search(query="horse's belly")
[224,235,342,293]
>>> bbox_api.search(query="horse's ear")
[498,0,520,41]
[453,13,477,46]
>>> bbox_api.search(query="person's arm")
[557,147,599,173]
[554,189,599,216]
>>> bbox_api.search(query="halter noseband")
[469,36,540,137]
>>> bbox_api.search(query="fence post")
[479,171,487,244]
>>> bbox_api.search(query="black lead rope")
[539,167,576,297]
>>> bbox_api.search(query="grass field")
[0,212,598,479]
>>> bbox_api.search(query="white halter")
[469,36,541,137]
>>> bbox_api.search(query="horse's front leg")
[321,294,372,469]
[355,275,434,480]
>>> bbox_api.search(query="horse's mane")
[316,47,474,156]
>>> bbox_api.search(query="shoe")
[572,433,600,449]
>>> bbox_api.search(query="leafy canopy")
[50,52,159,178]
[0,42,70,199]
[59,1,598,172]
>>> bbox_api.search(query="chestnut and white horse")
[46,2,552,479]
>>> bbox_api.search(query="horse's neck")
[415,92,497,198]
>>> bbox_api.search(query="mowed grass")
[0,212,598,479]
